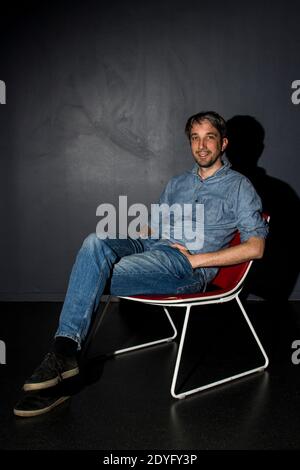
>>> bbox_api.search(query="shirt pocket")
[201,196,235,227]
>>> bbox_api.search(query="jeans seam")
[77,259,108,341]
[176,281,204,293]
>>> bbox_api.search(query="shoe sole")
[23,367,79,391]
[13,396,70,418]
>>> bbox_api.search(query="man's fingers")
[171,243,185,249]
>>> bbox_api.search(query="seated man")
[14,111,268,417]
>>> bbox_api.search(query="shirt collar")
[191,155,232,181]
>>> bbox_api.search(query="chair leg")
[80,296,113,364]
[171,305,191,399]
[114,306,178,356]
[170,296,269,400]
[235,295,269,369]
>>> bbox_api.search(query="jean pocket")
[173,248,194,275]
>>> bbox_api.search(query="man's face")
[190,119,228,170]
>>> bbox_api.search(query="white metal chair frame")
[113,257,269,399]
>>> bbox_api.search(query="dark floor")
[1,299,300,450]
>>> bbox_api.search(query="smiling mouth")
[198,152,210,157]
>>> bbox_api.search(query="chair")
[83,215,269,400]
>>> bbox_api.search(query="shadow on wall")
[226,115,300,301]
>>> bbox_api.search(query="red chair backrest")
[210,232,250,291]
[211,213,269,292]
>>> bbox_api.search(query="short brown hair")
[185,111,227,140]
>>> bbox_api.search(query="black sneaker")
[13,392,70,418]
[23,352,79,392]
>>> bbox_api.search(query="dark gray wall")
[1,0,300,300]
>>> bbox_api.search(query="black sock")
[52,337,78,358]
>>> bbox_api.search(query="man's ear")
[221,137,228,152]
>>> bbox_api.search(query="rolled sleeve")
[236,177,269,243]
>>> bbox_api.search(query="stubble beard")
[195,151,221,169]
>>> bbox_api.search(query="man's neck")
[198,160,223,180]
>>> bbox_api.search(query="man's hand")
[139,225,153,238]
[170,243,198,269]
[171,236,265,269]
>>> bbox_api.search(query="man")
[14,111,268,417]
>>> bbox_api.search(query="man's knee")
[82,233,106,251]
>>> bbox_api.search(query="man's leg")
[110,244,206,296]
[13,240,205,417]
[22,234,145,392]
[55,234,145,347]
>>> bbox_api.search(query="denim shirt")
[148,156,269,283]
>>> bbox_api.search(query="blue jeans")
[55,234,207,347]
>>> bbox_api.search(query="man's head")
[185,111,228,174]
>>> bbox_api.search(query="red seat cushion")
[122,213,269,303]
[124,232,249,301]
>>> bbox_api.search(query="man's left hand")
[170,243,198,269]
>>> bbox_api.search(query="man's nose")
[198,139,207,149]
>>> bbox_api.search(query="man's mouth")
[198,152,210,157]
